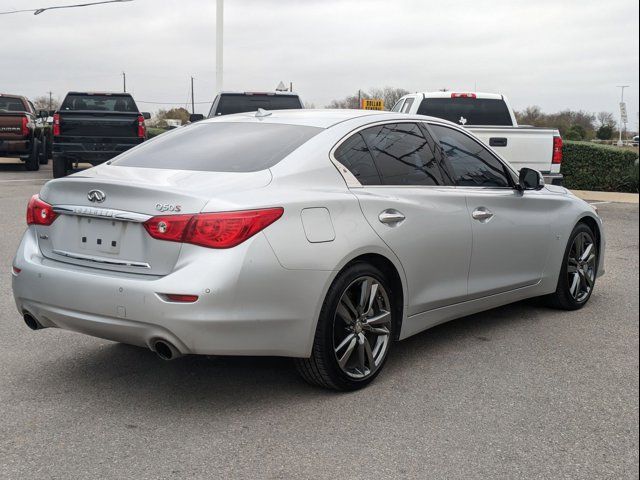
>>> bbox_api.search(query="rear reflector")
[552,136,563,164]
[160,293,199,303]
[26,195,58,226]
[53,113,61,136]
[12,266,21,275]
[451,93,477,99]
[144,207,284,249]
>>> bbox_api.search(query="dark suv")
[52,92,150,177]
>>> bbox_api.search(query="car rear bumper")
[543,173,563,186]
[12,227,330,358]
[52,139,143,164]
[0,139,30,157]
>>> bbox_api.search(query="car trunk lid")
[36,165,272,275]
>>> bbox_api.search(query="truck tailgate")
[468,126,557,173]
[59,112,138,138]
[0,113,26,140]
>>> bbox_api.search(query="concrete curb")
[571,190,639,204]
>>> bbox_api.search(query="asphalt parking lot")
[0,162,638,479]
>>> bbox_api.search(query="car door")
[429,123,555,298]
[333,121,472,316]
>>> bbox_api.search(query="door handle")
[378,209,405,225]
[472,208,494,222]
[489,137,508,147]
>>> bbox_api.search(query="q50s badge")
[155,203,182,213]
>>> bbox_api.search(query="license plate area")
[79,217,125,254]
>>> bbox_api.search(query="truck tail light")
[137,114,146,138]
[53,113,61,136]
[144,208,284,249]
[451,93,477,99]
[26,195,58,226]
[20,116,30,136]
[552,136,563,164]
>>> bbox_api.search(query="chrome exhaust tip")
[153,340,182,361]
[23,312,42,331]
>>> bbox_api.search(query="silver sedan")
[12,110,605,390]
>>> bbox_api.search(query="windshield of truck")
[212,94,302,116]
[61,94,139,112]
[0,97,26,112]
[417,98,513,126]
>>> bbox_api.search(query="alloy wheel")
[332,276,392,379]
[567,232,597,303]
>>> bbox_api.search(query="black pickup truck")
[52,92,150,177]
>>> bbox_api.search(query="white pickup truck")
[392,92,564,185]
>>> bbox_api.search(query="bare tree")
[325,86,409,110]
[32,95,60,111]
[596,111,616,128]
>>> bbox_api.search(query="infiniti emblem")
[87,190,106,203]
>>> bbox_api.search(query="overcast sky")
[1,0,638,124]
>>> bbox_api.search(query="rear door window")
[400,98,414,113]
[430,124,512,187]
[417,98,512,126]
[390,99,405,112]
[112,122,322,172]
[61,94,139,112]
[360,123,447,186]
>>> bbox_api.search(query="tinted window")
[390,100,404,112]
[212,94,302,116]
[0,97,26,112]
[361,123,446,186]
[417,98,513,126]
[430,124,511,187]
[112,122,321,172]
[61,94,138,112]
[334,133,381,185]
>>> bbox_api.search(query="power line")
[0,0,133,15]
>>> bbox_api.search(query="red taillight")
[160,293,199,303]
[21,116,30,136]
[137,114,146,138]
[451,93,477,99]
[143,208,284,249]
[26,195,58,226]
[552,136,563,164]
[53,113,61,136]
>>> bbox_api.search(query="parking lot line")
[0,178,50,183]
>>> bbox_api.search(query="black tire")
[546,223,598,310]
[24,140,40,171]
[295,262,396,391]
[52,156,69,178]
[38,137,48,164]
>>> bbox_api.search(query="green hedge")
[562,141,639,193]
[146,127,167,139]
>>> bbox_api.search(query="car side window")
[400,98,414,113]
[360,123,447,186]
[429,124,511,188]
[390,100,405,112]
[333,133,382,185]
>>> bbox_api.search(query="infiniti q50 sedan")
[12,109,605,390]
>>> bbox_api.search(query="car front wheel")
[296,263,395,390]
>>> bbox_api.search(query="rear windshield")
[0,97,26,112]
[111,122,322,172]
[212,94,302,116]
[61,94,139,112]
[417,98,513,126]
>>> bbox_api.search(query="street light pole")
[216,0,224,94]
[122,71,126,93]
[617,85,629,146]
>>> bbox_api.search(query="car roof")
[201,108,459,129]
[218,91,300,96]
[411,91,504,100]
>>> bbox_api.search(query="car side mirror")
[142,112,151,120]
[518,168,545,191]
[38,110,49,118]
[189,114,205,123]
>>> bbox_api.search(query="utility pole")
[47,91,53,110]
[617,85,629,146]
[191,76,195,114]
[122,71,126,93]
[289,82,293,93]
[216,0,224,94]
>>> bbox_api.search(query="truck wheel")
[52,156,69,178]
[38,137,49,164]
[25,140,40,171]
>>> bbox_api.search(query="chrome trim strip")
[53,205,152,223]
[52,249,151,269]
